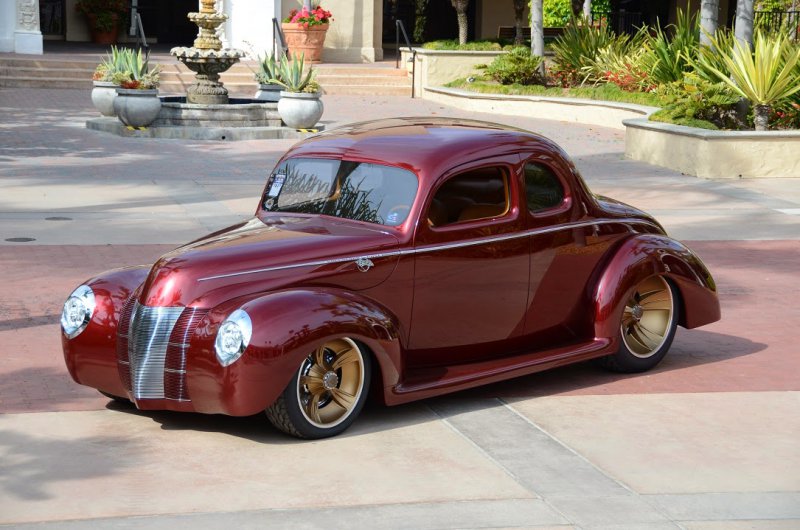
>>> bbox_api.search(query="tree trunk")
[571,0,583,16]
[753,104,770,131]
[451,0,470,45]
[513,0,526,45]
[734,0,754,48]
[700,0,719,47]
[531,0,545,75]
[583,0,592,20]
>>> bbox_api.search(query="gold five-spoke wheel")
[598,275,679,373]
[298,338,365,428]
[620,276,674,358]
[266,337,371,439]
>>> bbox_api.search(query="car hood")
[138,215,401,308]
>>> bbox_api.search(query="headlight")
[214,309,253,367]
[61,285,95,339]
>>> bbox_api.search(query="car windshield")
[262,158,418,227]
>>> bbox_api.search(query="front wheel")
[598,275,679,373]
[266,337,371,439]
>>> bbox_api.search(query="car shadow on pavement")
[97,326,766,442]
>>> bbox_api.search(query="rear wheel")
[266,337,371,439]
[598,275,679,373]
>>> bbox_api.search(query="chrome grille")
[127,302,184,400]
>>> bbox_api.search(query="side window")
[525,162,564,213]
[428,166,509,228]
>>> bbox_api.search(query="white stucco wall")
[225,0,280,57]
[0,0,16,51]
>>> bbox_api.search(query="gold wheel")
[296,338,365,429]
[620,276,675,358]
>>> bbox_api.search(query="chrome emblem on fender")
[355,257,374,272]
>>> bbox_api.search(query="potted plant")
[112,48,163,128]
[254,53,283,102]
[91,46,127,117]
[281,2,333,63]
[75,0,127,45]
[270,53,324,129]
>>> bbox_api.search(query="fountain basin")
[155,97,281,127]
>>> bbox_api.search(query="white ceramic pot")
[91,81,118,117]
[114,88,162,128]
[255,83,283,102]
[277,91,324,129]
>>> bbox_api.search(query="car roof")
[283,117,563,180]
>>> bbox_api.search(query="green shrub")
[580,27,651,90]
[641,8,699,85]
[551,20,618,86]
[422,39,506,51]
[484,47,544,85]
[651,75,742,129]
[543,0,572,27]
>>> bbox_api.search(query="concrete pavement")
[1,88,799,529]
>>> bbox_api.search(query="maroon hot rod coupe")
[61,118,720,438]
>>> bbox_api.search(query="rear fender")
[186,288,403,415]
[594,235,720,343]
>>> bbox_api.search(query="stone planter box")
[422,87,656,131]
[624,119,800,179]
[400,48,507,99]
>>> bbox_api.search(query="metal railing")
[395,19,416,98]
[590,8,643,35]
[755,10,800,39]
[272,17,288,58]
[129,0,148,49]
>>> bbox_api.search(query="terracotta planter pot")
[114,88,162,128]
[277,91,323,129]
[281,23,329,63]
[86,14,119,45]
[91,81,118,117]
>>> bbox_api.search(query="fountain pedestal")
[170,0,243,105]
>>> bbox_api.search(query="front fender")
[61,265,150,396]
[594,235,720,342]
[185,288,403,416]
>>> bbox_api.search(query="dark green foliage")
[422,39,509,50]
[642,8,699,85]
[484,47,544,85]
[652,76,744,129]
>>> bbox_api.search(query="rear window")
[524,162,564,212]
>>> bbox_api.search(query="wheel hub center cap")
[322,371,339,390]
[631,304,644,321]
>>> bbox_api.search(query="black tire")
[266,338,371,439]
[597,275,680,373]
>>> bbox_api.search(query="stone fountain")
[170,0,244,105]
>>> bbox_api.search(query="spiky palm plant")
[702,31,800,130]
[270,53,318,93]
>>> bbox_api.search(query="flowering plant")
[284,5,333,28]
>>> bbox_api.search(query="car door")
[406,156,530,368]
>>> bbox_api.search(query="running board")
[388,338,612,405]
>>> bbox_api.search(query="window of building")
[428,166,509,227]
[524,162,564,213]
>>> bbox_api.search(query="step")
[0,66,90,79]
[316,74,411,87]
[0,76,91,89]
[315,67,408,77]
[320,85,412,96]
[0,57,99,70]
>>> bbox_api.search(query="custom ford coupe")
[61,118,720,438]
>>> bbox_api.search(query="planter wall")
[400,48,507,99]
[624,119,800,179]
[422,87,656,131]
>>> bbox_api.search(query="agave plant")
[702,31,800,130]
[255,53,281,85]
[551,19,618,86]
[110,47,161,90]
[269,53,319,93]
[93,45,127,82]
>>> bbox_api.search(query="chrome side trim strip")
[198,218,658,282]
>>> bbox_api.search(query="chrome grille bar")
[127,302,184,400]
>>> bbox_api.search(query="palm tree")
[583,0,592,19]
[513,0,526,45]
[735,0,754,47]
[531,0,544,75]
[450,0,470,45]
[700,0,719,47]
